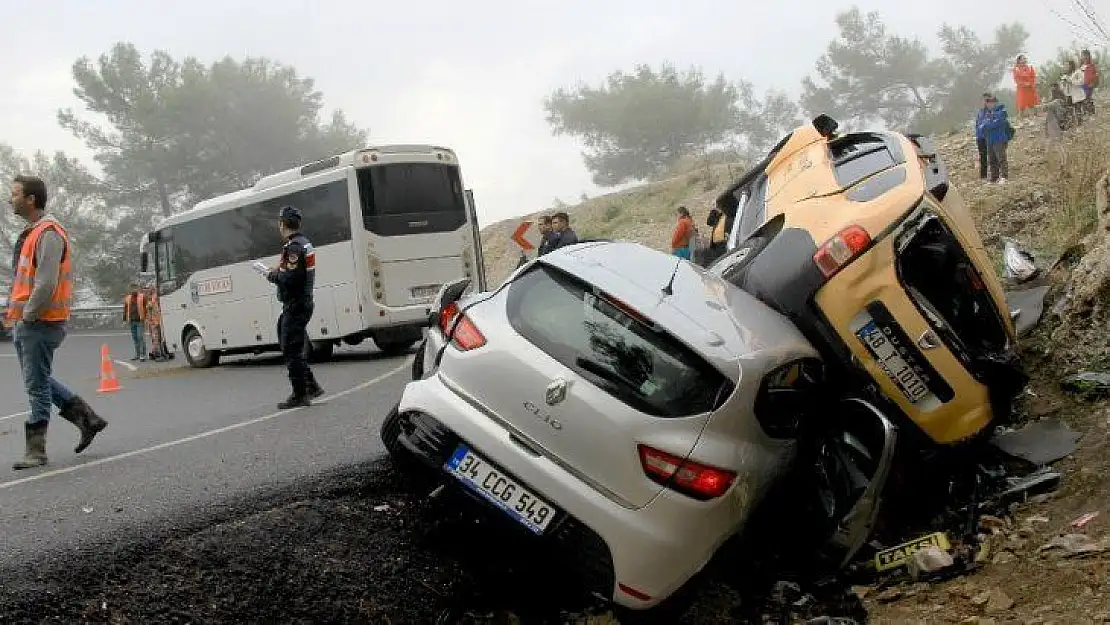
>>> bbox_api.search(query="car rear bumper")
[395,373,741,609]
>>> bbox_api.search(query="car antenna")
[661,257,682,297]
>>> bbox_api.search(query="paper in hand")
[252,261,270,276]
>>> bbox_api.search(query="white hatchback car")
[383,241,847,612]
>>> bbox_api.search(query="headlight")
[754,358,824,439]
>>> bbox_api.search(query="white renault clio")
[383,240,827,612]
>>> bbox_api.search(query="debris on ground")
[990,418,1081,466]
[1004,237,1039,284]
[1061,371,1110,399]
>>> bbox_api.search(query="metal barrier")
[69,305,127,331]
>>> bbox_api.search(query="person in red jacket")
[670,206,695,260]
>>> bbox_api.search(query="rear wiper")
[575,356,642,393]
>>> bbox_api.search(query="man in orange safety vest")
[5,175,108,469]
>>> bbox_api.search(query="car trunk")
[895,210,1011,368]
[437,264,736,509]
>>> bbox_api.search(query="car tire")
[183,326,219,368]
[304,339,335,363]
[716,233,772,286]
[380,403,439,488]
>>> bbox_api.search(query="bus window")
[357,163,467,236]
[155,233,180,296]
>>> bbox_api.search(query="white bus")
[139,144,488,368]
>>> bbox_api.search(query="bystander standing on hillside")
[536,215,556,256]
[1080,49,1099,114]
[979,93,1012,185]
[670,206,696,260]
[546,212,578,253]
[975,93,992,180]
[1013,54,1039,116]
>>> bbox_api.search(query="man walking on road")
[6,175,108,470]
[266,205,323,409]
[123,281,148,361]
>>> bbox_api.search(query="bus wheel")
[305,340,335,363]
[183,327,219,368]
[375,338,417,355]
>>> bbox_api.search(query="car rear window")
[506,264,735,417]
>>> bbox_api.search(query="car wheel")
[717,234,772,286]
[183,326,219,368]
[304,339,335,363]
[380,403,439,488]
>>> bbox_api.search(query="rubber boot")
[13,421,48,470]
[58,396,108,454]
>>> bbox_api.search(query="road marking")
[0,411,29,422]
[114,360,138,372]
[0,358,411,491]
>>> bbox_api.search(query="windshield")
[357,162,467,236]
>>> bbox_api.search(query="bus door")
[464,189,488,292]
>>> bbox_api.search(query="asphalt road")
[0,331,411,570]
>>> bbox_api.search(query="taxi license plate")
[411,284,441,302]
[444,444,557,534]
[855,319,933,404]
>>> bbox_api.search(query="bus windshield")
[356,162,467,236]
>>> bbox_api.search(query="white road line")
[0,411,29,422]
[0,358,411,491]
[113,360,138,372]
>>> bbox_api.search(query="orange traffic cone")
[96,344,122,393]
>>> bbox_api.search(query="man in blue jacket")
[974,93,991,180]
[978,93,1011,184]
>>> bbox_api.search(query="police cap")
[278,205,302,221]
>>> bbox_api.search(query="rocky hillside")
[478,163,747,284]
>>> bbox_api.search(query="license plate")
[410,284,441,302]
[444,444,557,534]
[855,320,933,404]
[873,531,951,572]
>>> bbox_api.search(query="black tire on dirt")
[380,404,439,489]
[183,326,219,368]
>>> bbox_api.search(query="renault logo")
[917,329,942,351]
[545,377,569,406]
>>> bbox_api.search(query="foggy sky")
[0,0,1089,228]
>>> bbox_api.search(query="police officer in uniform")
[267,205,324,409]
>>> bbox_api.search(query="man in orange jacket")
[6,175,108,469]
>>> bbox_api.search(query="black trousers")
[976,137,988,179]
[278,306,318,397]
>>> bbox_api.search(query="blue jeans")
[13,321,73,426]
[129,321,147,359]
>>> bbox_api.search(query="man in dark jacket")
[546,212,579,253]
[266,205,324,409]
[536,215,556,256]
[974,93,991,180]
[978,94,1011,184]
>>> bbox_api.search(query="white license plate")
[444,444,557,534]
[856,320,933,404]
[411,284,441,302]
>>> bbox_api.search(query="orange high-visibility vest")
[124,292,147,322]
[145,292,162,324]
[5,218,73,323]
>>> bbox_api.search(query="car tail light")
[637,444,736,501]
[438,301,486,351]
[813,225,871,279]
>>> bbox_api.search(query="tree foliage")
[0,145,111,301]
[543,64,797,187]
[801,7,1027,133]
[45,42,369,299]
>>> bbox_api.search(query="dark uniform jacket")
[268,232,316,311]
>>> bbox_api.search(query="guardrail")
[70,305,127,331]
